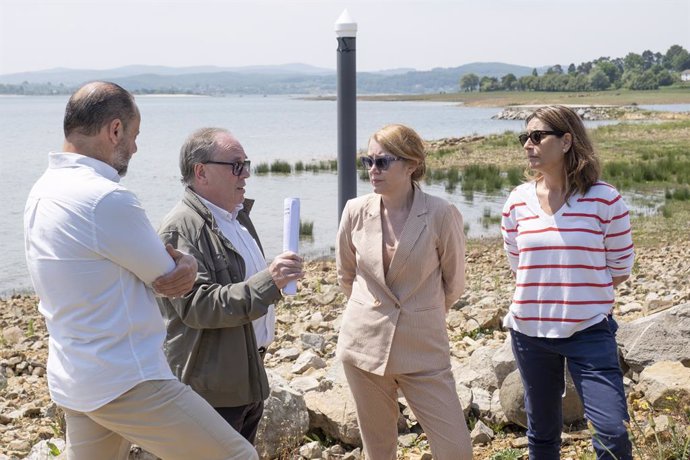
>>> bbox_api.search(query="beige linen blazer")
[335,188,465,375]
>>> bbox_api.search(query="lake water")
[0,95,672,295]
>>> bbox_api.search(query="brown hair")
[526,105,601,200]
[369,124,427,184]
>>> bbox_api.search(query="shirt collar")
[194,192,244,221]
[49,152,121,183]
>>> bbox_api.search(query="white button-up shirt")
[196,195,275,348]
[24,152,176,412]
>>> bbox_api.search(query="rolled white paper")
[282,197,300,295]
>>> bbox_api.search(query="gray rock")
[645,414,672,442]
[471,387,493,416]
[275,347,301,361]
[644,292,674,314]
[324,360,348,386]
[299,440,322,459]
[397,433,419,447]
[452,380,473,417]
[7,439,31,452]
[468,346,500,391]
[452,363,479,389]
[300,333,326,352]
[342,448,361,460]
[637,361,690,409]
[619,302,643,315]
[617,302,690,373]
[491,337,516,388]
[489,389,507,423]
[326,444,347,457]
[26,439,66,460]
[303,385,361,446]
[314,288,338,306]
[460,301,504,332]
[470,420,494,445]
[292,351,327,374]
[446,311,465,330]
[290,376,320,394]
[499,369,584,428]
[2,326,25,345]
[255,379,310,459]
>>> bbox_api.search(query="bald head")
[63,81,137,138]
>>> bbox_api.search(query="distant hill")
[357,62,545,94]
[0,63,334,86]
[0,62,550,95]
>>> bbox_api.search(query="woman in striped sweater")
[501,105,633,460]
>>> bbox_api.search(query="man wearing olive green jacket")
[156,127,304,444]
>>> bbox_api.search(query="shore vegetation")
[360,86,690,107]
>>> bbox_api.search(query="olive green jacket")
[156,188,281,407]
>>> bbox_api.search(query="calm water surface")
[0,95,668,295]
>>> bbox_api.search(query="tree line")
[460,45,690,92]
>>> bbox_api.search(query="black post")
[335,10,357,223]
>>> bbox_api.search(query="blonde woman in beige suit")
[336,124,472,460]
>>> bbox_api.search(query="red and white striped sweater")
[501,181,634,338]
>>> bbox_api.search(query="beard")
[112,143,131,177]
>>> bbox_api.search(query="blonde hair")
[525,105,601,200]
[370,124,427,183]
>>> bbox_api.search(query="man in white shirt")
[156,127,304,444]
[24,82,259,460]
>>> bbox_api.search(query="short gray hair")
[179,127,230,185]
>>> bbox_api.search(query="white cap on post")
[335,9,357,37]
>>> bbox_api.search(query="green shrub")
[254,162,269,174]
[490,448,526,460]
[299,220,314,237]
[506,167,524,186]
[270,160,291,174]
[446,167,460,192]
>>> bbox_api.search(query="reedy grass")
[299,220,314,238]
[270,160,292,174]
[481,207,502,229]
[626,395,690,460]
[358,86,690,107]
[665,187,690,201]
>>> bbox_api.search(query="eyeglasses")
[360,155,402,171]
[518,130,565,146]
[202,160,251,176]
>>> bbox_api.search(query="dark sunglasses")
[518,130,565,146]
[202,160,251,176]
[359,155,402,171]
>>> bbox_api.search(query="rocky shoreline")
[2,236,689,460]
[491,105,690,121]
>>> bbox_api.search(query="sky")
[1,0,689,76]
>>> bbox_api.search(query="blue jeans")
[510,317,632,460]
